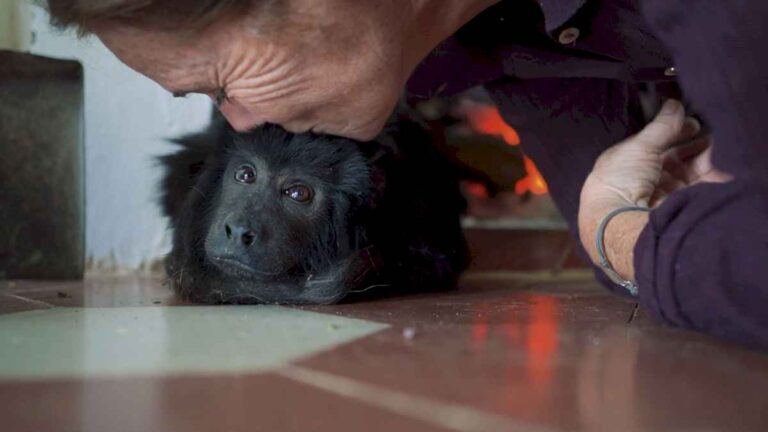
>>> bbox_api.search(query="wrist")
[581,206,650,284]
[578,198,633,263]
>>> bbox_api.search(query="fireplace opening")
[414,88,586,273]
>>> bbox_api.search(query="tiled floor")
[1,273,767,432]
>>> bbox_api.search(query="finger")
[649,171,688,207]
[658,170,689,193]
[633,99,686,153]
[663,143,711,184]
[684,145,728,183]
[667,142,732,184]
[658,118,702,167]
[677,117,702,143]
[688,145,716,181]
[661,135,711,171]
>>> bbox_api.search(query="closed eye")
[213,89,229,106]
[169,87,226,105]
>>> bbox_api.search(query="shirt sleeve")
[634,1,768,347]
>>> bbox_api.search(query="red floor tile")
[2,276,767,432]
[0,373,453,432]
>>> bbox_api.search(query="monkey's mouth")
[209,256,266,278]
[180,246,385,305]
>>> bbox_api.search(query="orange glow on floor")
[525,295,559,385]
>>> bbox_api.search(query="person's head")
[45,0,496,140]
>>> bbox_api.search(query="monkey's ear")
[187,160,205,178]
[354,140,394,210]
[158,122,224,220]
[363,163,386,209]
[157,146,211,221]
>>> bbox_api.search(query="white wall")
[0,0,32,51]
[23,5,213,269]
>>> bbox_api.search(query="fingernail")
[684,116,701,131]
[661,100,681,115]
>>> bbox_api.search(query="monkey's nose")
[225,223,257,247]
[241,230,256,246]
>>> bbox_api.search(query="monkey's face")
[204,155,332,281]
[166,125,377,304]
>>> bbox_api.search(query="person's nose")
[217,100,264,132]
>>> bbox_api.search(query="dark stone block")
[0,51,84,279]
[465,227,589,271]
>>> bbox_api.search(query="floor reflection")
[2,277,767,432]
[0,306,386,379]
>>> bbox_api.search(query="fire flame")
[516,157,548,196]
[465,105,548,195]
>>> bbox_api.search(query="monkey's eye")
[234,166,256,184]
[283,185,313,203]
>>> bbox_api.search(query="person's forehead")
[94,22,222,93]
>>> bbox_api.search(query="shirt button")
[664,66,677,77]
[558,27,580,45]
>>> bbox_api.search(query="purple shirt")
[407,0,768,348]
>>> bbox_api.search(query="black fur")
[158,111,468,304]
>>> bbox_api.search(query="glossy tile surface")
[0,306,386,379]
[1,274,767,432]
[0,374,453,432]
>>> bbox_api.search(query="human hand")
[578,100,731,266]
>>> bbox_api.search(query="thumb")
[633,99,686,153]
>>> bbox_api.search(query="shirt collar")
[537,0,588,32]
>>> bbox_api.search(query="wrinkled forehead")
[91,20,224,94]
